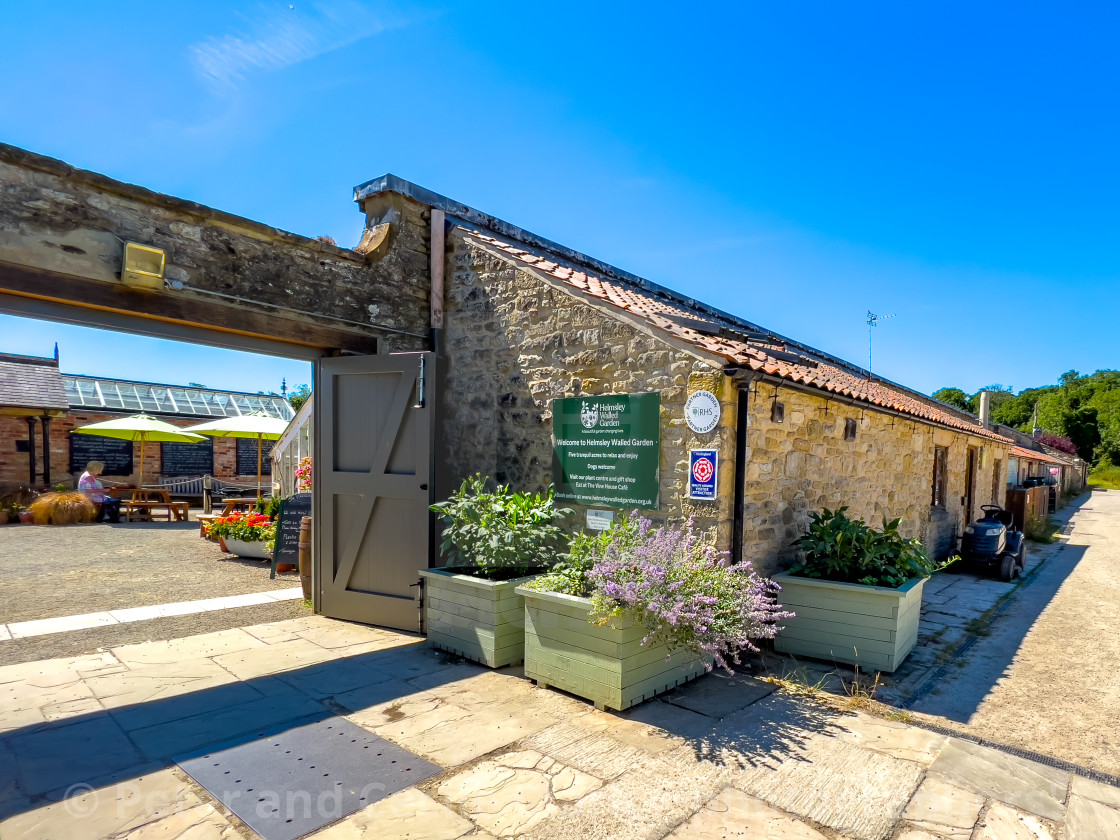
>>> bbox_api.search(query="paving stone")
[0,768,201,839]
[211,637,337,680]
[307,787,476,839]
[1069,775,1120,810]
[521,722,653,780]
[734,728,924,840]
[124,802,241,839]
[664,787,830,839]
[895,830,943,840]
[522,744,731,840]
[339,681,440,725]
[928,739,1069,820]
[127,692,327,759]
[662,672,776,720]
[900,776,985,839]
[85,658,239,707]
[0,654,116,685]
[617,700,711,746]
[8,713,147,797]
[1063,795,1120,840]
[294,622,407,650]
[41,696,104,721]
[0,704,46,733]
[1,670,96,712]
[275,657,395,700]
[110,628,266,666]
[831,712,947,765]
[973,801,1056,839]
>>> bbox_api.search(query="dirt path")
[911,490,1120,776]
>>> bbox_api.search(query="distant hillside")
[933,370,1120,466]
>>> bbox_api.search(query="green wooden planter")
[517,586,708,711]
[419,568,538,668]
[771,572,927,673]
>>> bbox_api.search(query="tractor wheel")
[1017,541,1027,571]
[1000,554,1018,582]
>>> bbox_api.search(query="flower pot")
[419,568,540,668]
[771,573,927,673]
[299,516,312,601]
[223,537,272,560]
[0,512,7,525]
[18,511,33,524]
[517,586,708,711]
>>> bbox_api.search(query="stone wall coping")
[772,571,928,598]
[0,142,364,263]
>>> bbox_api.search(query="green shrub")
[1088,461,1120,491]
[430,474,571,577]
[791,507,938,589]
[1024,514,1059,544]
[528,514,644,597]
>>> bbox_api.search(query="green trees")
[932,370,1120,465]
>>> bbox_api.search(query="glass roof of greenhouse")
[62,376,295,421]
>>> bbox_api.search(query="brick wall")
[0,411,267,489]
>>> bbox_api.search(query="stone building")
[355,181,1015,572]
[1,143,1020,586]
[0,351,293,488]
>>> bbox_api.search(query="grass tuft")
[1024,514,1060,544]
[1088,464,1120,491]
[28,491,96,525]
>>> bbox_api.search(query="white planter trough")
[419,568,537,668]
[223,537,271,560]
[517,586,708,711]
[771,572,927,672]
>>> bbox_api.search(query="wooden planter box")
[771,573,926,673]
[419,568,538,668]
[517,586,708,711]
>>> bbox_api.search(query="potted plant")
[17,505,34,525]
[422,474,570,668]
[773,507,939,672]
[519,514,791,711]
[209,511,276,560]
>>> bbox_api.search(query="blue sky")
[1,2,1116,397]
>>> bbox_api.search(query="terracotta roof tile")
[1010,445,1068,466]
[464,231,1013,444]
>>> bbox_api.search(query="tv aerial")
[866,310,896,379]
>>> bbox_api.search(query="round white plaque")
[685,390,721,434]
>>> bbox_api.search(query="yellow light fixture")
[121,242,166,289]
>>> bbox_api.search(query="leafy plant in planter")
[430,474,571,578]
[421,475,571,668]
[790,507,938,588]
[209,511,276,544]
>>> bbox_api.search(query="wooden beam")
[0,261,379,355]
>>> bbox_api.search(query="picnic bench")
[123,490,190,523]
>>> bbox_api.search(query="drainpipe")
[40,415,52,486]
[430,208,445,354]
[732,380,756,566]
[26,417,37,486]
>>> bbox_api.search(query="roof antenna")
[53,342,59,363]
[866,310,895,380]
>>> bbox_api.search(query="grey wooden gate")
[316,353,433,630]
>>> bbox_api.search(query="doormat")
[178,715,440,840]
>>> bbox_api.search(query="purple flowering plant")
[530,513,792,672]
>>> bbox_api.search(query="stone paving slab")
[3,613,1120,840]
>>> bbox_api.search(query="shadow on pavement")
[0,639,468,821]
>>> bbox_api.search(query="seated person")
[78,461,122,523]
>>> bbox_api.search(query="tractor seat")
[984,508,1014,528]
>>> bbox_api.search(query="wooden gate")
[316,353,434,630]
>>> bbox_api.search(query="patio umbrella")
[71,414,206,488]
[181,411,289,500]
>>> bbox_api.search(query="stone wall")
[0,144,431,353]
[438,231,739,545]
[740,384,1011,574]
[0,412,263,489]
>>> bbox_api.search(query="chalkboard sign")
[69,436,133,476]
[237,438,275,476]
[161,439,214,476]
[272,493,311,575]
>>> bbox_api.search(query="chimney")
[979,390,991,428]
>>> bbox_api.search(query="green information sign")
[552,393,661,509]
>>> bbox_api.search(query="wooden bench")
[123,490,189,523]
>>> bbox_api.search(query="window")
[932,446,948,507]
[844,418,858,441]
[992,459,1003,505]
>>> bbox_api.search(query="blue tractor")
[961,505,1026,581]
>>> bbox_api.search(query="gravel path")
[0,514,308,666]
[911,490,1120,775]
[1,516,296,623]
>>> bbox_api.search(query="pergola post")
[25,416,37,486]
[40,415,52,486]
